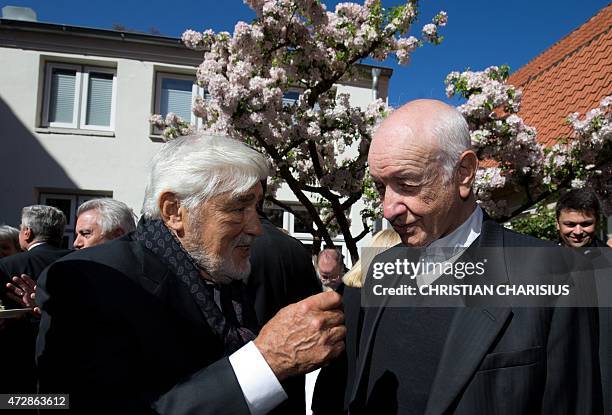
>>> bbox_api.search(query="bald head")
[367,99,478,247]
[371,99,470,179]
[317,249,344,289]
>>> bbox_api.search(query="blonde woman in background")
[306,229,401,414]
[342,229,401,288]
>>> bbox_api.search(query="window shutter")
[86,72,114,126]
[49,69,77,123]
[160,78,193,121]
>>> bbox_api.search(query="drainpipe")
[371,67,381,101]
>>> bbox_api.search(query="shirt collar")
[428,205,482,250]
[28,241,46,251]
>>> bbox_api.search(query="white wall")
[0,31,390,258]
[0,47,165,226]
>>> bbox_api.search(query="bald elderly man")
[317,249,345,291]
[314,99,602,414]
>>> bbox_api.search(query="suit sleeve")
[36,259,252,415]
[540,306,603,414]
[153,358,250,415]
[540,253,603,414]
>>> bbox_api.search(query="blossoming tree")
[446,65,611,219]
[152,0,447,262]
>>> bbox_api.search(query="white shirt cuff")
[229,341,288,415]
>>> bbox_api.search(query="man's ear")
[556,220,560,231]
[23,227,34,243]
[456,150,479,199]
[159,192,187,237]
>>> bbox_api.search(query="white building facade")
[0,17,391,262]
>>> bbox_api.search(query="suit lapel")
[134,241,215,333]
[424,219,512,415]
[349,218,513,412]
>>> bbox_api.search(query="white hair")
[430,106,471,182]
[77,198,136,235]
[21,205,66,246]
[0,225,20,248]
[142,134,271,218]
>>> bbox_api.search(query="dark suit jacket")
[314,219,603,415]
[36,235,251,414]
[0,243,70,394]
[0,243,71,306]
[247,216,322,415]
[586,244,612,415]
[248,216,321,325]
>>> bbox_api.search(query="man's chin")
[566,239,590,248]
[218,260,251,282]
[401,233,430,247]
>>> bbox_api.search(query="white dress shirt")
[229,340,288,414]
[416,206,483,287]
[27,241,46,251]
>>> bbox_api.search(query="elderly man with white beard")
[35,135,345,415]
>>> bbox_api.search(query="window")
[262,202,349,264]
[282,90,300,106]
[154,73,209,127]
[40,191,111,248]
[42,63,117,131]
[263,202,317,236]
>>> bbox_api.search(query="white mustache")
[233,234,254,248]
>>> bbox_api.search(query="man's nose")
[383,187,408,221]
[73,236,83,249]
[245,209,263,237]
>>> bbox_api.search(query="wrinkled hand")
[6,274,40,316]
[254,291,345,381]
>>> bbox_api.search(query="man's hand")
[254,291,345,381]
[6,274,40,316]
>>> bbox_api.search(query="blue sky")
[3,0,608,106]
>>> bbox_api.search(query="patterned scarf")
[135,217,257,354]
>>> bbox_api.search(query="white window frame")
[79,66,117,131]
[288,206,317,239]
[282,88,302,106]
[42,62,116,131]
[154,72,201,126]
[42,63,82,129]
[40,192,110,248]
[40,193,77,230]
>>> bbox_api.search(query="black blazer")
[0,243,70,395]
[248,216,322,415]
[36,235,251,414]
[0,243,70,307]
[248,216,321,325]
[587,245,612,415]
[314,219,603,415]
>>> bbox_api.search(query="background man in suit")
[73,198,136,249]
[556,188,611,414]
[556,188,608,248]
[0,205,69,395]
[7,198,136,313]
[0,205,69,304]
[36,135,345,414]
[314,99,602,414]
[317,249,345,291]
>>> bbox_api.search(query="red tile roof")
[508,4,612,147]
